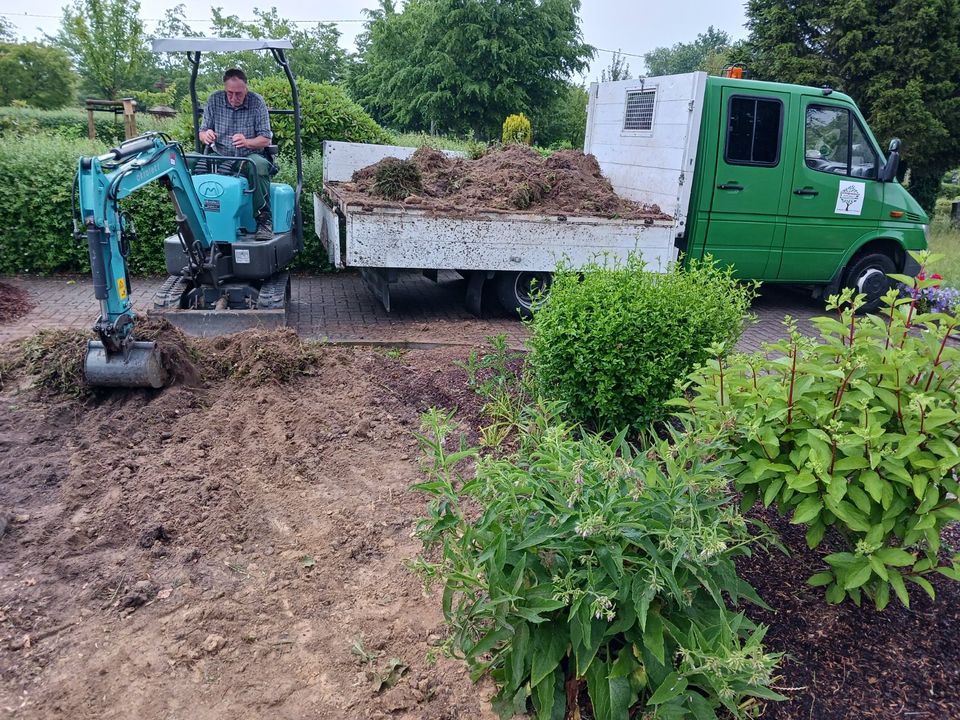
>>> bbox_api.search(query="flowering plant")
[412,402,782,719]
[673,252,960,610]
[899,272,959,315]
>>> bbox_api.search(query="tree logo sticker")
[835,181,865,215]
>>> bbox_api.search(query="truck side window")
[805,105,879,179]
[725,96,782,166]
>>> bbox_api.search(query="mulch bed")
[737,506,960,719]
[0,282,33,324]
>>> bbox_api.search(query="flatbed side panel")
[322,141,466,184]
[345,214,676,273]
[313,193,343,268]
[585,72,707,240]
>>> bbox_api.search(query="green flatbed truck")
[585,70,927,305]
[315,70,927,316]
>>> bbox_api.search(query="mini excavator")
[75,38,304,388]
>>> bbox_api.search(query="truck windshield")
[804,105,879,179]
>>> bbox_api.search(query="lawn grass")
[929,199,960,285]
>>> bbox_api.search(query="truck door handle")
[717,183,743,191]
[793,187,819,196]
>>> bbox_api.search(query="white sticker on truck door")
[835,181,865,215]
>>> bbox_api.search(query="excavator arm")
[76,132,214,387]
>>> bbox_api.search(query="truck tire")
[841,252,896,311]
[496,271,552,318]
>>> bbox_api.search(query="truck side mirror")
[879,138,901,182]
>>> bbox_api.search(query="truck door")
[776,99,883,282]
[704,88,791,278]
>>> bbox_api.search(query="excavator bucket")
[84,340,167,388]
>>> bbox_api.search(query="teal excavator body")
[75,133,299,387]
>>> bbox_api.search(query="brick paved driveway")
[0,270,824,351]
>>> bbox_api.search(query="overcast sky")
[1,0,750,80]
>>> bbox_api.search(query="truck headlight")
[923,224,930,242]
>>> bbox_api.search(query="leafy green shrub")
[672,256,960,609]
[275,149,330,271]
[412,404,782,719]
[253,76,392,156]
[502,112,533,145]
[528,254,756,432]
[0,135,175,275]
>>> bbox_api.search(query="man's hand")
[199,129,217,145]
[231,133,250,149]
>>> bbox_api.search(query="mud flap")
[84,340,167,388]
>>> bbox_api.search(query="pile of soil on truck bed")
[334,144,672,220]
[1,328,958,719]
[0,282,33,324]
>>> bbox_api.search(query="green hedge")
[0,134,327,275]
[0,106,177,145]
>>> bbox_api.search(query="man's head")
[223,68,248,109]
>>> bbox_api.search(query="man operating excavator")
[198,68,274,239]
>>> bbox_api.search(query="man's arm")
[198,93,217,145]
[230,94,273,151]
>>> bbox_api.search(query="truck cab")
[683,75,928,301]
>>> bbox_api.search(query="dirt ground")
[1,327,958,719]
[333,145,670,220]
[0,333,495,720]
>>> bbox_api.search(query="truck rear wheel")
[496,271,552,318]
[842,252,896,311]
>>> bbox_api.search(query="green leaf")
[862,470,883,503]
[807,571,834,587]
[647,672,689,706]
[908,574,936,601]
[875,547,916,567]
[530,621,571,687]
[792,496,823,524]
[889,572,910,608]
[533,670,564,720]
[874,580,890,611]
[844,562,873,590]
[642,610,665,666]
[586,656,612,720]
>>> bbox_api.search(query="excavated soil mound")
[203,328,321,386]
[0,282,34,324]
[0,325,324,400]
[337,144,671,220]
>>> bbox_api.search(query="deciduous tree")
[644,26,730,76]
[350,0,592,138]
[52,0,149,99]
[0,43,76,108]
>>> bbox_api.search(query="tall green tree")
[350,0,593,138]
[600,50,632,82]
[0,18,17,43]
[531,81,589,147]
[208,7,348,85]
[52,0,149,99]
[0,43,77,108]
[644,26,730,76]
[744,0,960,213]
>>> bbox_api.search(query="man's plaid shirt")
[199,90,273,158]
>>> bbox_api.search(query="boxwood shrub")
[528,254,756,432]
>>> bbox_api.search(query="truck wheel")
[496,271,552,318]
[842,252,896,311]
